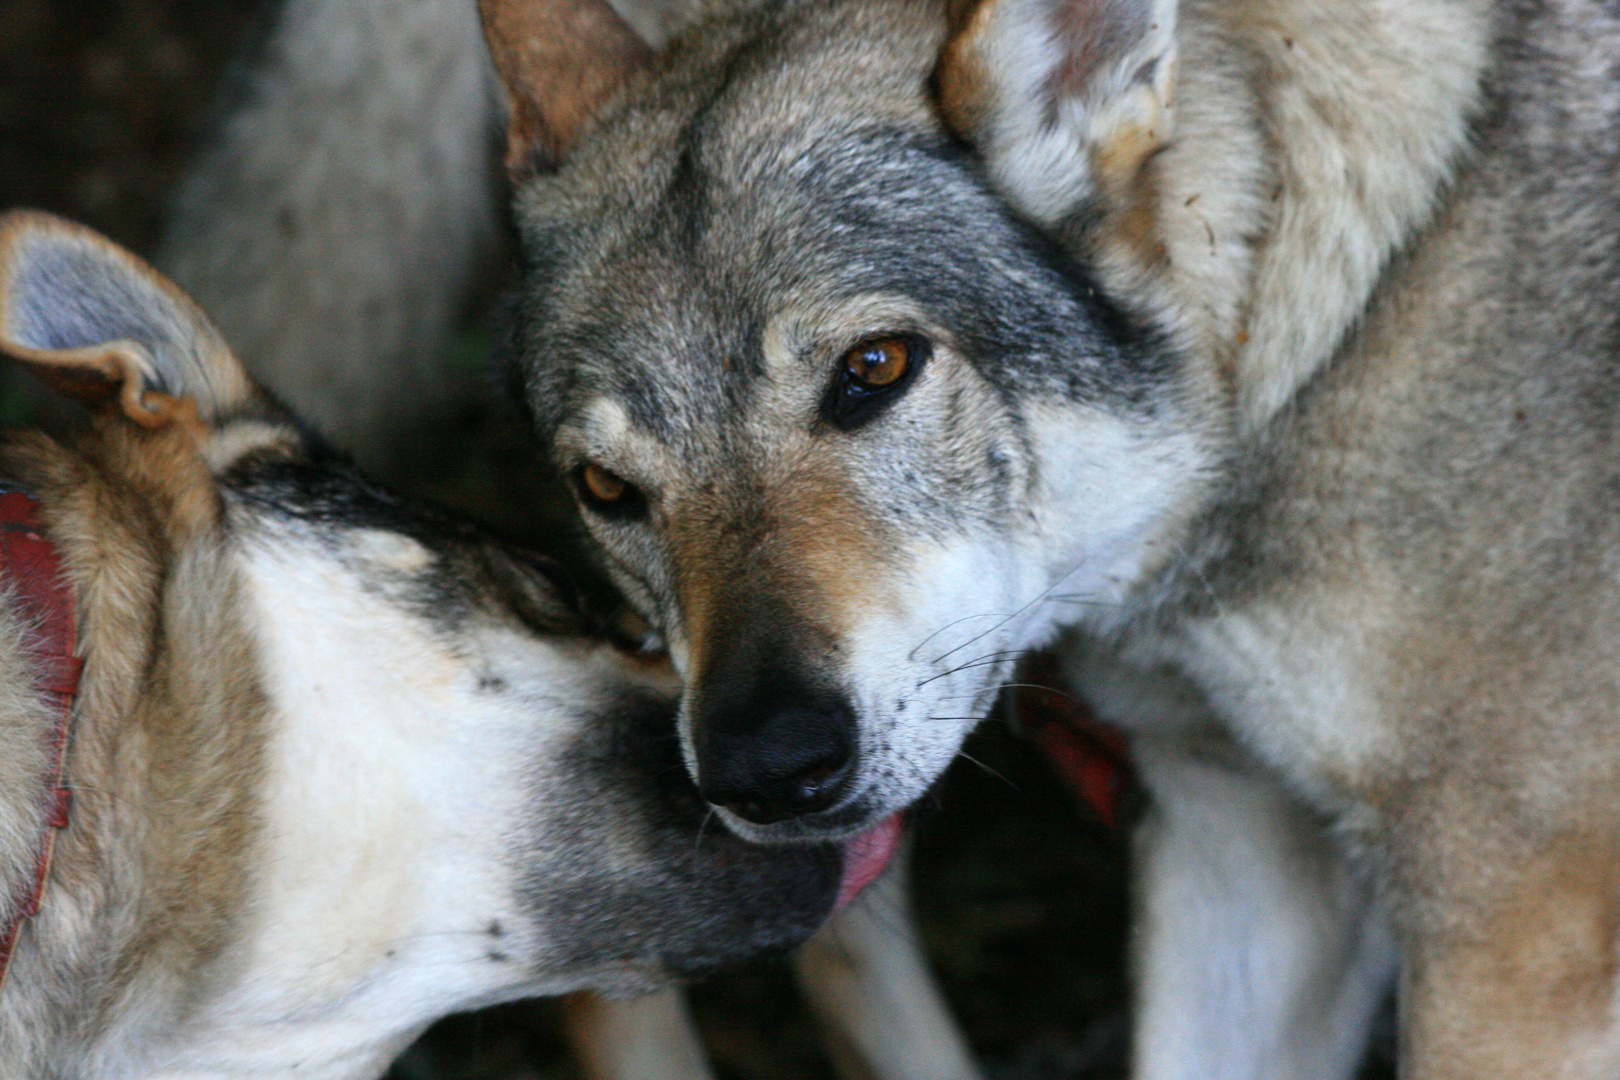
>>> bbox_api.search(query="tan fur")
[935,3,998,144]
[663,474,867,676]
[662,488,730,675]
[1400,832,1620,1078]
[763,457,896,636]
[937,0,1491,417]
[562,989,715,1080]
[0,212,868,1077]
[0,413,271,1065]
[1176,0,1492,424]
[316,0,1620,1072]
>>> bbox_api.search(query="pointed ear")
[0,210,255,426]
[479,0,657,181]
[937,0,1177,227]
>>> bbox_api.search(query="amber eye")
[822,333,929,431]
[581,462,626,503]
[575,462,647,520]
[844,336,911,389]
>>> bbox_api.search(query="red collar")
[1016,650,1134,828]
[0,489,82,991]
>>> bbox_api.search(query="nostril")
[697,704,856,823]
[726,798,776,824]
[789,756,850,811]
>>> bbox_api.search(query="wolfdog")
[464,0,1620,1074]
[155,2,986,1075]
[0,210,905,1077]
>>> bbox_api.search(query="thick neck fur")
[0,420,271,1074]
[1089,0,1494,432]
[1075,0,1490,437]
[0,420,555,1077]
[1050,0,1497,628]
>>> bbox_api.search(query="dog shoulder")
[157,0,504,470]
[1130,0,1494,426]
[1208,0,1494,425]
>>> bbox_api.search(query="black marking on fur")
[785,128,1170,410]
[515,687,840,976]
[223,453,594,640]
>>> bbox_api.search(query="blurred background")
[0,2,1136,1076]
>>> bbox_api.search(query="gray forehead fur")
[508,0,1167,451]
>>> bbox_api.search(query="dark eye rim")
[820,333,930,431]
[570,462,649,521]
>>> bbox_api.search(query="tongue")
[834,813,905,912]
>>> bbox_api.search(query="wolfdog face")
[493,0,1218,842]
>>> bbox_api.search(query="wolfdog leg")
[561,989,717,1080]
[793,850,984,1080]
[157,0,503,470]
[1398,828,1620,1080]
[1131,743,1395,1080]
[565,853,978,1080]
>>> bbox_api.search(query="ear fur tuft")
[937,0,1177,227]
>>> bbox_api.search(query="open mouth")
[834,812,905,912]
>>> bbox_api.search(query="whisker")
[694,804,718,861]
[936,682,1089,710]
[907,612,1018,662]
[927,552,1100,666]
[896,697,1024,726]
[913,650,1023,689]
[949,747,1020,792]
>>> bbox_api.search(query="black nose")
[694,701,856,824]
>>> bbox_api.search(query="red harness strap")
[1015,651,1134,828]
[0,489,82,991]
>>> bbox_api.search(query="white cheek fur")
[796,403,1213,826]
